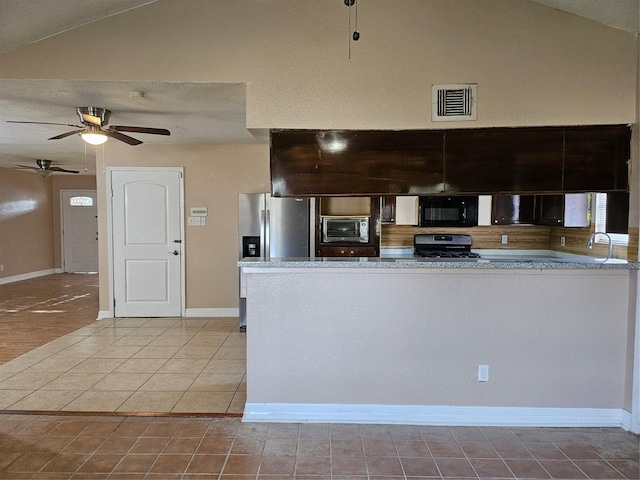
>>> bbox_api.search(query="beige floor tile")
[171,391,234,413]
[128,327,172,336]
[26,355,86,373]
[9,389,83,410]
[139,373,197,391]
[135,318,180,327]
[132,345,182,359]
[213,347,246,360]
[62,390,134,411]
[228,390,247,414]
[222,335,247,347]
[201,319,240,332]
[68,358,126,374]
[111,335,157,347]
[92,345,144,359]
[190,373,245,392]
[157,358,208,374]
[92,373,153,391]
[116,391,183,412]
[0,370,61,390]
[146,336,191,347]
[40,373,106,391]
[92,327,136,337]
[0,356,42,373]
[178,318,211,327]
[174,346,220,359]
[113,358,168,374]
[202,359,246,374]
[70,336,119,349]
[0,389,31,409]
[113,318,154,327]
[185,334,228,347]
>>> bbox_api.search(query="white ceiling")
[0,0,637,175]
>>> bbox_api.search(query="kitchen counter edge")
[238,257,639,270]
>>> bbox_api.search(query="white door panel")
[61,190,98,273]
[111,170,183,317]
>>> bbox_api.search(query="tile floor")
[0,274,639,479]
[0,415,638,479]
[0,316,246,414]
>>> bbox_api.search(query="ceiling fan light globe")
[80,132,108,145]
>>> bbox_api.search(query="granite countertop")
[238,250,639,270]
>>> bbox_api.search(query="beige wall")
[0,170,96,279]
[0,0,638,310]
[246,268,632,414]
[0,168,54,278]
[0,0,635,128]
[97,142,269,311]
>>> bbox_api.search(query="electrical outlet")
[560,236,566,247]
[501,235,508,244]
[478,364,489,382]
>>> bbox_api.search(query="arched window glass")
[69,196,93,207]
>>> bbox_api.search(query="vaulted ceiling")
[0,0,637,175]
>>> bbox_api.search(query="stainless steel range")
[414,234,481,259]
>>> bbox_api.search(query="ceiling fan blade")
[50,167,80,174]
[14,165,39,170]
[48,129,84,140]
[105,130,143,145]
[7,120,82,128]
[112,126,171,136]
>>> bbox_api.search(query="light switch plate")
[188,216,201,226]
[191,207,208,216]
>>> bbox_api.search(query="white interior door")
[111,169,183,317]
[61,190,98,273]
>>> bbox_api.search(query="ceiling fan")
[14,159,80,177]
[7,107,171,146]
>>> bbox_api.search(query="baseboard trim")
[96,311,112,320]
[185,308,239,317]
[243,403,630,428]
[0,269,56,286]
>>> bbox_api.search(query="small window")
[594,193,628,246]
[69,196,93,207]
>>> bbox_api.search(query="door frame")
[60,189,98,273]
[106,166,186,318]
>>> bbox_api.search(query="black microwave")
[418,196,479,227]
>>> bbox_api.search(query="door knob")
[169,250,179,256]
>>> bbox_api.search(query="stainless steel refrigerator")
[238,193,311,330]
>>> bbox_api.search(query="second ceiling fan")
[8,106,171,146]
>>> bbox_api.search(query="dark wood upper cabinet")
[564,125,630,192]
[606,192,630,234]
[445,128,564,194]
[270,126,630,196]
[491,195,537,225]
[270,130,444,196]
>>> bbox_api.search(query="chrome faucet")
[586,231,612,262]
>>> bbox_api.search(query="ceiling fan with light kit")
[7,106,171,146]
[14,159,79,177]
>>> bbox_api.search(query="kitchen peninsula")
[239,257,638,428]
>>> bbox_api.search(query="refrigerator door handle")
[260,209,267,259]
[265,209,271,259]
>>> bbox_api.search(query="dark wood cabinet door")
[491,195,536,225]
[445,128,564,194]
[270,130,444,196]
[606,192,630,234]
[318,246,377,257]
[536,194,564,226]
[564,125,630,192]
